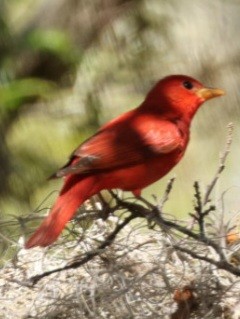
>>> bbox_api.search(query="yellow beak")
[196,87,225,101]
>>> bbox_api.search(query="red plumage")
[25,75,224,248]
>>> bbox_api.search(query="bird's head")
[142,75,225,120]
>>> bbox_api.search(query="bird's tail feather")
[25,175,97,248]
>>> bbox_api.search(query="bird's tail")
[25,175,97,248]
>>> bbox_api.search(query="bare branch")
[113,197,226,262]
[28,213,136,286]
[172,244,240,276]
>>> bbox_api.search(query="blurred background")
[0,0,240,255]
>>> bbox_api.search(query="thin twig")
[0,231,17,245]
[158,177,176,210]
[172,244,240,276]
[204,123,233,205]
[193,181,205,237]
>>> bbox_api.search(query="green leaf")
[0,78,55,113]
[27,29,78,63]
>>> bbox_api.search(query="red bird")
[25,75,225,248]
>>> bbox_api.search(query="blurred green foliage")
[27,29,77,61]
[0,78,55,114]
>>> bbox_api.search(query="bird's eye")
[183,81,193,90]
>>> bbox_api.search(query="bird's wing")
[53,117,184,178]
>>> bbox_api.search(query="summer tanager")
[25,75,225,248]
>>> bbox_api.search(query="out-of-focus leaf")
[26,29,79,63]
[0,78,56,113]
